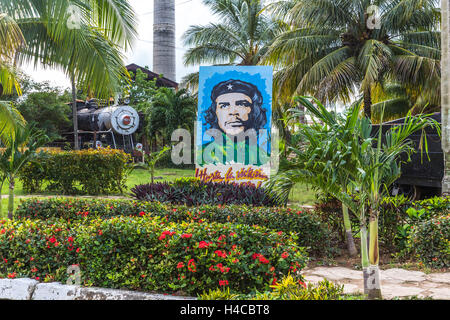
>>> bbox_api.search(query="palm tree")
[442,0,450,196]
[0,0,137,149]
[181,0,281,93]
[269,96,439,299]
[269,97,362,256]
[0,13,24,96]
[263,0,440,119]
[147,88,196,150]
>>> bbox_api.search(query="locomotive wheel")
[394,184,421,200]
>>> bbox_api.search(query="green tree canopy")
[181,0,282,93]
[263,0,440,119]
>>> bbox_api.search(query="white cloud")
[21,0,214,89]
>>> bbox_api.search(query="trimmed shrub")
[406,214,450,268]
[0,216,308,295]
[19,148,130,195]
[16,198,332,256]
[379,196,450,252]
[130,178,281,207]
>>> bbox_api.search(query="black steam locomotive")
[373,112,444,199]
[62,99,143,153]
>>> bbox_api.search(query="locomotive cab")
[372,113,443,200]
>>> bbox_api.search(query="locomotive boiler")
[72,99,141,153]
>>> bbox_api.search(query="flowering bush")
[19,148,130,195]
[405,214,450,269]
[0,216,308,294]
[17,198,332,256]
[379,196,450,253]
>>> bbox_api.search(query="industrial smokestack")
[153,0,176,82]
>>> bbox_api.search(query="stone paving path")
[301,267,450,299]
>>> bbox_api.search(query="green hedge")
[16,198,332,256]
[379,196,450,252]
[0,216,308,295]
[18,148,130,195]
[406,214,450,269]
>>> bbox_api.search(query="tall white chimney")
[153,0,176,82]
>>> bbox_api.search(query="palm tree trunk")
[363,86,372,119]
[342,204,357,256]
[360,224,370,288]
[71,75,79,150]
[442,0,450,196]
[367,209,382,300]
[7,176,14,220]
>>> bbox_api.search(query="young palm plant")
[269,96,439,299]
[346,107,439,299]
[268,96,361,256]
[0,123,49,219]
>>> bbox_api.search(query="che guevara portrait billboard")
[195,66,273,187]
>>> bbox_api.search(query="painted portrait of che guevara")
[198,79,270,166]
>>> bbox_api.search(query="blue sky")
[22,0,214,89]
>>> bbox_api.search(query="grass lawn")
[0,167,317,218]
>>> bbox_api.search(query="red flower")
[298,280,306,288]
[49,237,56,243]
[215,250,228,258]
[198,241,210,248]
[182,234,192,239]
[258,256,269,264]
[67,237,74,242]
[252,253,261,260]
[219,280,229,286]
[30,257,34,261]
[7,272,16,279]
[187,259,197,272]
[177,262,185,269]
[98,230,103,236]
[281,252,289,259]
[139,211,145,216]
[272,277,278,285]
[159,234,166,241]
[209,265,215,271]
[76,248,81,253]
